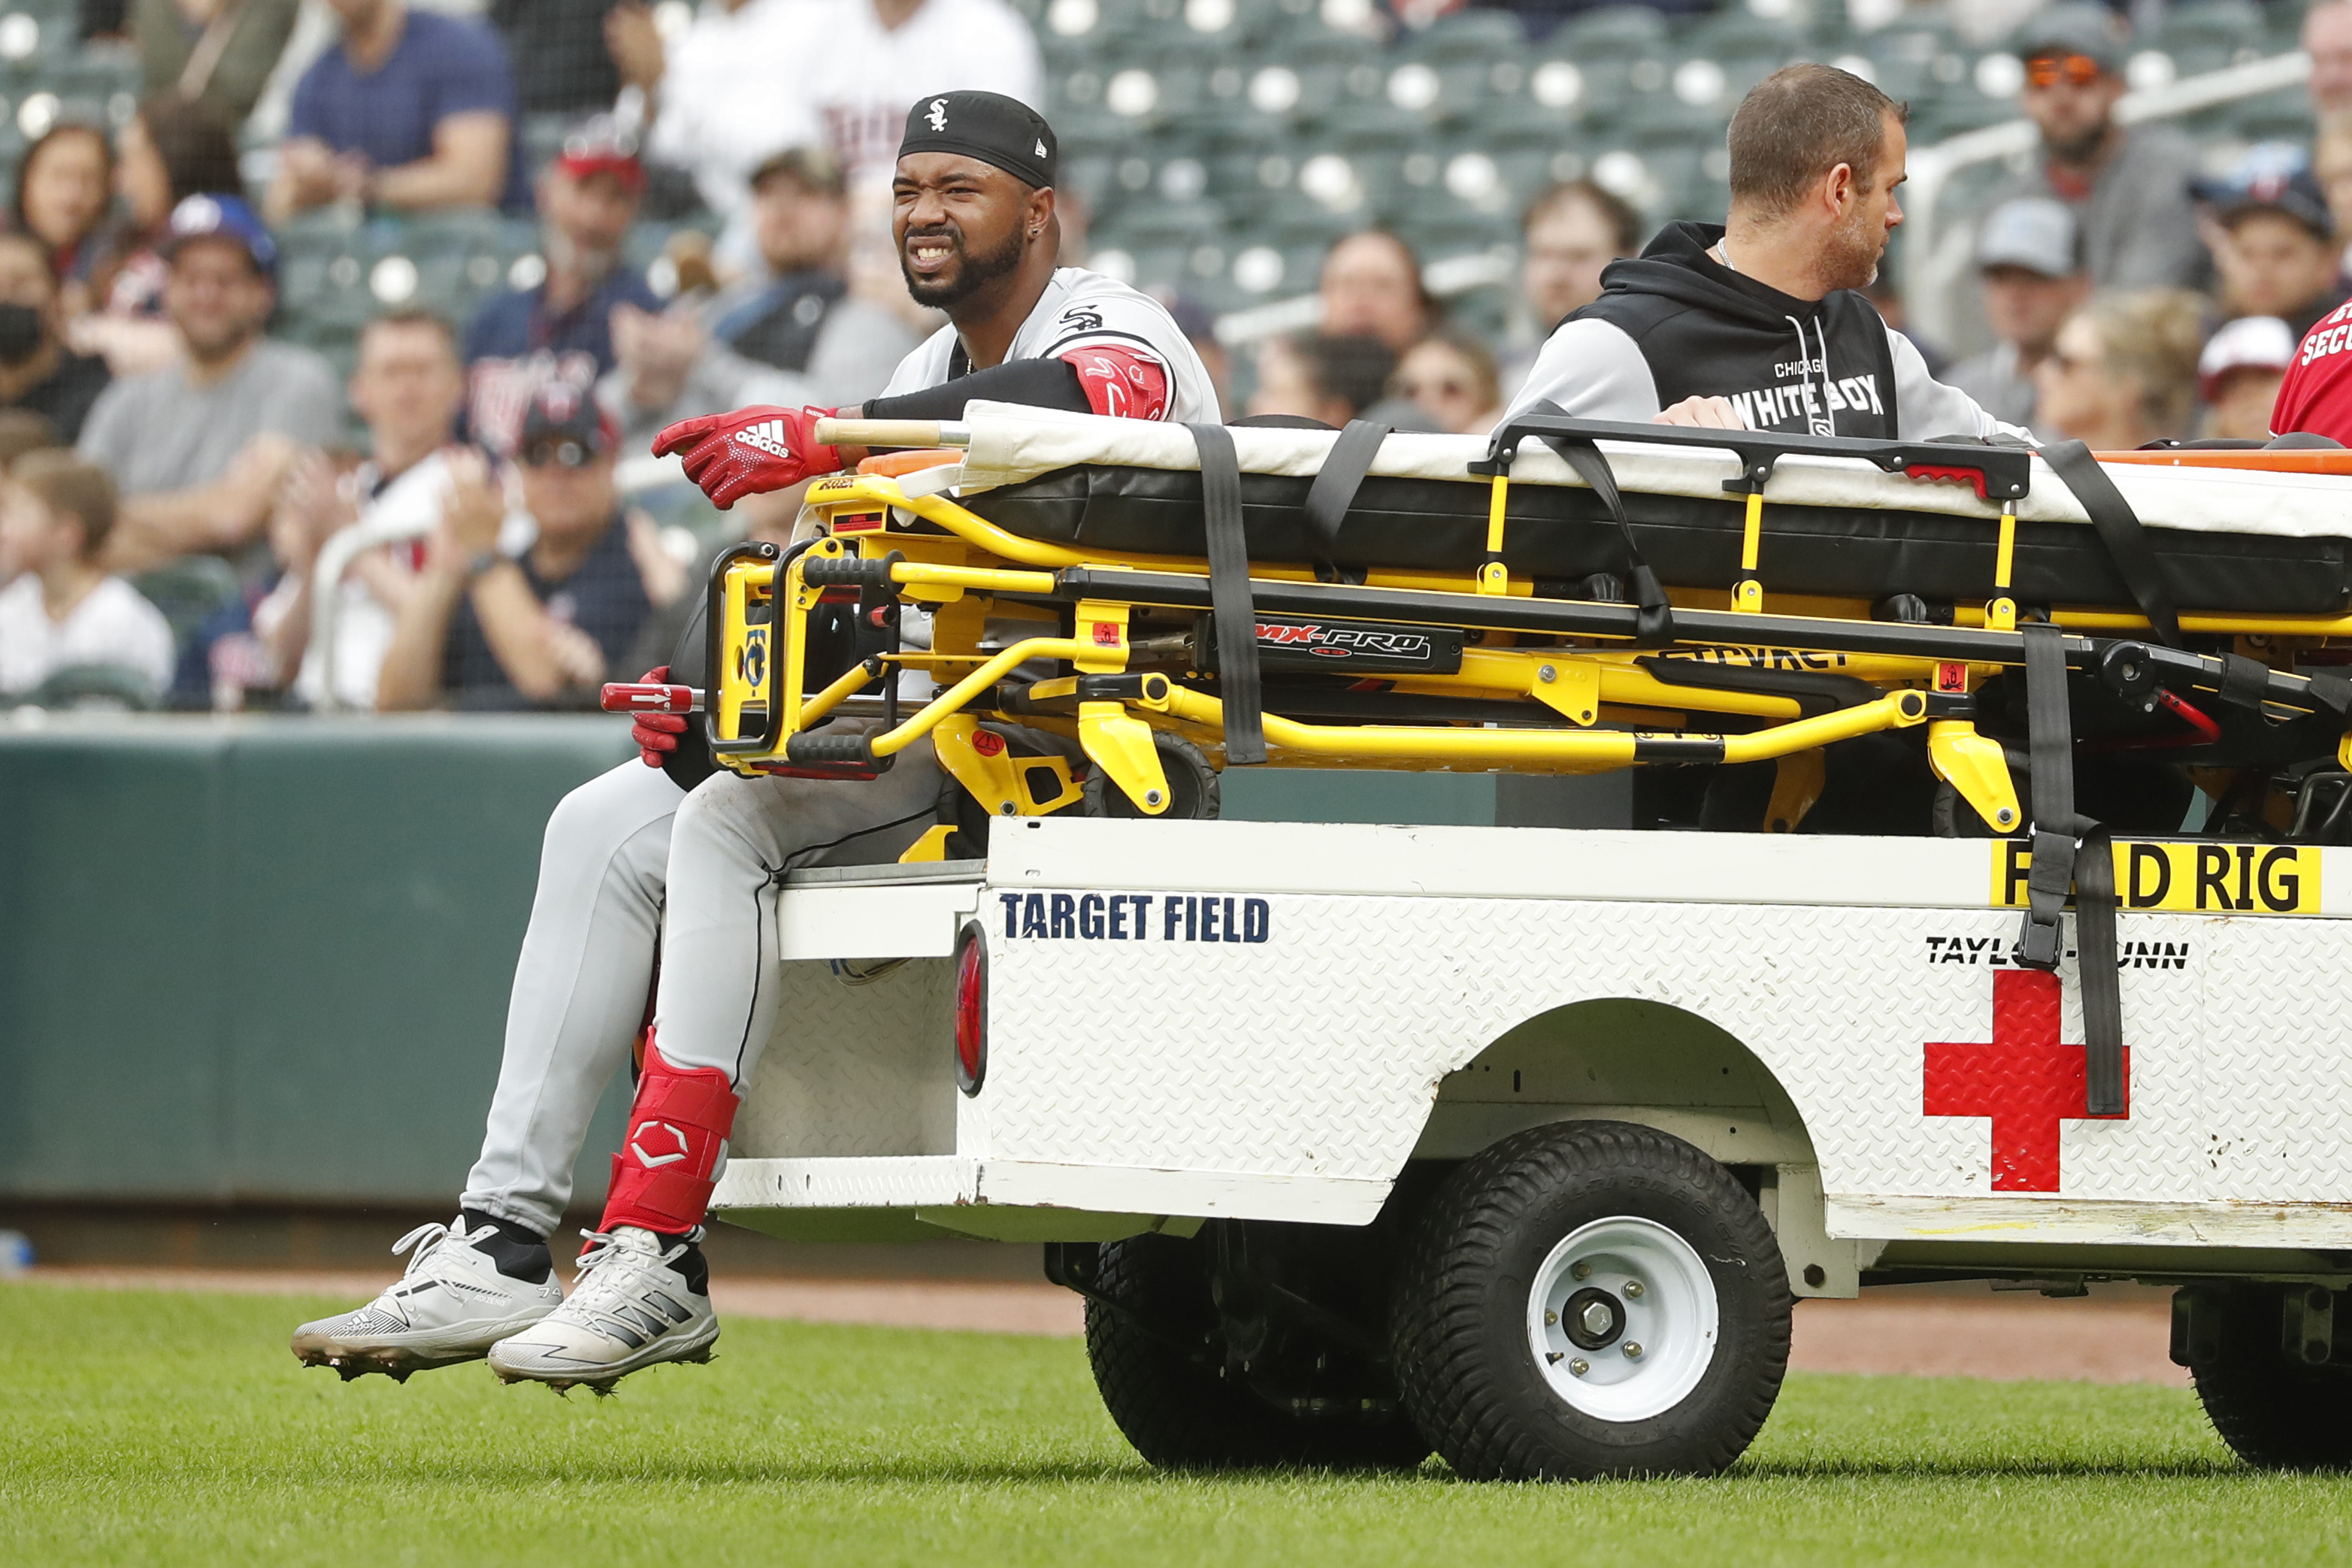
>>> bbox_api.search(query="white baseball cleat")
[486,1227,718,1392]
[292,1218,562,1381]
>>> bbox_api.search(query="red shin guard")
[600,1037,740,1236]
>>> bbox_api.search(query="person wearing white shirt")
[619,0,826,229]
[801,0,1042,186]
[0,451,174,700]
[252,310,473,710]
[619,0,1041,274]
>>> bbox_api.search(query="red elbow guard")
[599,1037,741,1236]
[1059,344,1170,421]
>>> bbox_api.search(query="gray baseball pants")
[457,744,943,1235]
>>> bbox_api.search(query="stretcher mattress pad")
[945,404,2352,613]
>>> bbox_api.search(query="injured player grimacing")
[289,91,1218,1391]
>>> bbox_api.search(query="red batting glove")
[651,404,841,510]
[630,665,689,767]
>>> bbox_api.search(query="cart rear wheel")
[2184,1283,2352,1469]
[1082,1233,1427,1470]
[1391,1120,1789,1481]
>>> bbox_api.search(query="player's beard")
[901,222,1025,308]
[1818,202,1885,294]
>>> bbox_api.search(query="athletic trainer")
[1506,64,2028,441]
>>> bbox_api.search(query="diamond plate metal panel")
[970,894,2213,1211]
[730,958,958,1158]
[2197,918,2352,1204]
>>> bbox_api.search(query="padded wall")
[0,719,1627,1205]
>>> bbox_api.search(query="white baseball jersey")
[807,0,1044,186]
[879,267,1222,425]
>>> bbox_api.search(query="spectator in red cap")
[377,380,682,710]
[461,121,662,459]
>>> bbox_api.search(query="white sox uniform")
[458,269,1215,1237]
[643,271,1218,1105]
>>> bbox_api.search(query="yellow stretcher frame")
[706,447,2352,845]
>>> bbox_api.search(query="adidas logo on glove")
[735,419,796,460]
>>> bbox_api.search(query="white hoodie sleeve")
[1887,327,2036,443]
[1497,319,1663,425]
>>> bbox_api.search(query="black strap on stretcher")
[1303,419,1393,564]
[2039,443,2294,715]
[2039,440,2182,649]
[1510,404,1673,644]
[1189,422,1266,764]
[2015,620,2125,1116]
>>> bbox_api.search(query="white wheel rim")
[1525,1215,1719,1422]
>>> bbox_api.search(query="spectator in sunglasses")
[1993,6,2204,293]
[376,381,683,710]
[2033,288,2204,451]
[1391,331,1503,437]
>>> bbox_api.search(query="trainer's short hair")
[14,449,119,560]
[1728,64,1906,220]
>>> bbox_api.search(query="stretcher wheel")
[1081,1230,1430,1471]
[1389,1120,1790,1481]
[1082,733,1220,820]
[2181,1282,2352,1469]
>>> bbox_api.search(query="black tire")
[1085,1233,1427,1470]
[2187,1283,2352,1469]
[1082,733,1220,820]
[1390,1121,1790,1482]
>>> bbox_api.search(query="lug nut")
[1569,1358,1589,1377]
[1544,1309,1558,1326]
[1623,1280,1644,1299]
[1623,1342,1644,1360]
[1570,1261,1591,1281]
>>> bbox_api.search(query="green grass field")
[0,1285,2339,1566]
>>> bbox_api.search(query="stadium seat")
[20,661,159,711]
[2153,1,2266,76]
[128,555,242,657]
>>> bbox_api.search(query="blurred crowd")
[0,0,2344,715]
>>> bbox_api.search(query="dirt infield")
[10,1267,2184,1384]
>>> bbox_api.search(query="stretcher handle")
[600,681,703,715]
[814,418,972,450]
[1476,413,2033,501]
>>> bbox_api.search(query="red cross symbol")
[1924,969,2129,1192]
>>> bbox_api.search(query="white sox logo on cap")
[926,98,949,132]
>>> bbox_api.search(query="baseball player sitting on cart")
[290,91,1220,1385]
[292,65,2030,1389]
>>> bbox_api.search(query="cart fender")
[1418,997,1864,1295]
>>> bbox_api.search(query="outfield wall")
[0,716,1626,1209]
